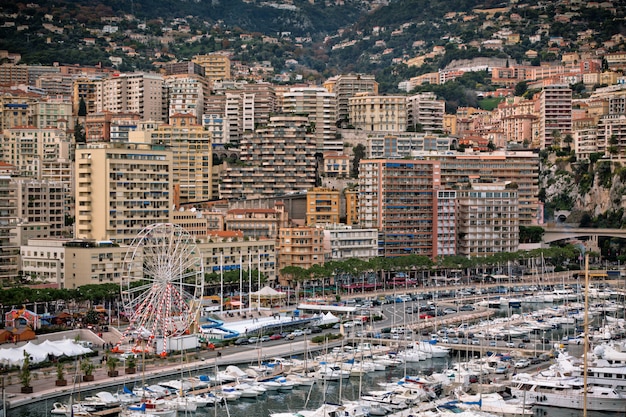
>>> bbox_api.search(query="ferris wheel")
[117,223,204,356]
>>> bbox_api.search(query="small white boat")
[50,402,95,416]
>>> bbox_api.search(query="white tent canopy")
[0,339,92,367]
[250,286,286,297]
[318,312,340,325]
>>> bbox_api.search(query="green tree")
[78,97,87,117]
[514,81,528,97]
[74,121,86,144]
[351,144,365,178]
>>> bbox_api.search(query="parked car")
[234,337,249,345]
[247,337,259,344]
[310,326,323,333]
[259,335,271,343]
[505,341,516,348]
[269,333,283,340]
[495,365,509,374]
[514,359,531,368]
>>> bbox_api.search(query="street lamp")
[542,330,546,352]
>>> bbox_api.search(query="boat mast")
[583,253,589,417]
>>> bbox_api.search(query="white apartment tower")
[406,92,445,133]
[165,74,210,124]
[456,181,519,257]
[74,143,173,245]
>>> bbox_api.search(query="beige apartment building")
[344,188,359,226]
[306,187,341,226]
[406,92,445,133]
[13,178,66,237]
[0,176,18,283]
[32,99,73,129]
[323,224,378,261]
[1,126,69,178]
[200,232,277,285]
[74,142,173,245]
[277,226,324,281]
[225,205,289,239]
[282,87,339,152]
[130,113,212,204]
[220,115,317,200]
[193,53,231,81]
[322,152,350,178]
[95,72,167,121]
[323,73,378,125]
[349,93,407,132]
[20,238,129,288]
[72,77,100,116]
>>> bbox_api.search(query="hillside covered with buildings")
[0,0,625,290]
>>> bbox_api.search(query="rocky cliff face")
[541,153,626,223]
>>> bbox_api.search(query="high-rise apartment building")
[95,72,166,121]
[72,77,100,116]
[418,150,540,226]
[130,113,212,204]
[84,111,142,142]
[539,84,572,148]
[1,126,69,178]
[220,115,317,200]
[0,175,18,283]
[349,93,407,132]
[282,87,339,152]
[436,190,457,257]
[165,73,210,123]
[306,187,341,226]
[323,74,378,125]
[14,178,66,237]
[456,181,519,257]
[192,53,231,81]
[74,143,173,245]
[358,159,441,258]
[406,92,445,133]
[365,132,453,158]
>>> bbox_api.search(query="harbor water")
[7,354,624,417]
